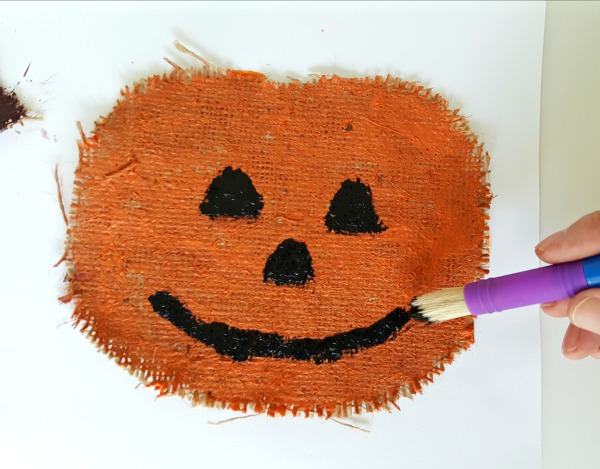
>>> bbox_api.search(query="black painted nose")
[263,238,315,286]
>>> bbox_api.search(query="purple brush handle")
[464,260,588,315]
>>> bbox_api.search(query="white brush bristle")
[412,287,471,322]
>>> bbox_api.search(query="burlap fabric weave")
[64,66,490,417]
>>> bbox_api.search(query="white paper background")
[0,2,544,468]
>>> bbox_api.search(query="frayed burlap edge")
[60,64,492,418]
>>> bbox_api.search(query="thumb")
[569,289,600,335]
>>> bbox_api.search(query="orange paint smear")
[65,66,491,417]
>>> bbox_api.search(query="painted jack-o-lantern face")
[66,64,490,417]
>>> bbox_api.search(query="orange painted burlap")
[66,68,490,417]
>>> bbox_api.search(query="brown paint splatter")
[0,87,26,133]
[65,65,491,417]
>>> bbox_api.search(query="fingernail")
[571,297,600,334]
[563,327,580,353]
[541,302,556,309]
[536,229,567,254]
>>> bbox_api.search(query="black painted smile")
[149,291,424,364]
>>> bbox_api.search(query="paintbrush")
[411,254,600,322]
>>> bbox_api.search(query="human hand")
[536,211,600,359]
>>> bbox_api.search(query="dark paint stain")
[0,87,26,133]
[324,179,387,234]
[263,238,314,286]
[149,291,420,363]
[407,302,433,323]
[200,166,264,219]
[345,123,353,131]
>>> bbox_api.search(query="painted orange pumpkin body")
[67,66,490,416]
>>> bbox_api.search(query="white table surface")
[540,2,600,469]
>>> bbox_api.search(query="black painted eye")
[200,166,264,219]
[324,179,387,234]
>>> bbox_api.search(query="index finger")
[536,211,600,264]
